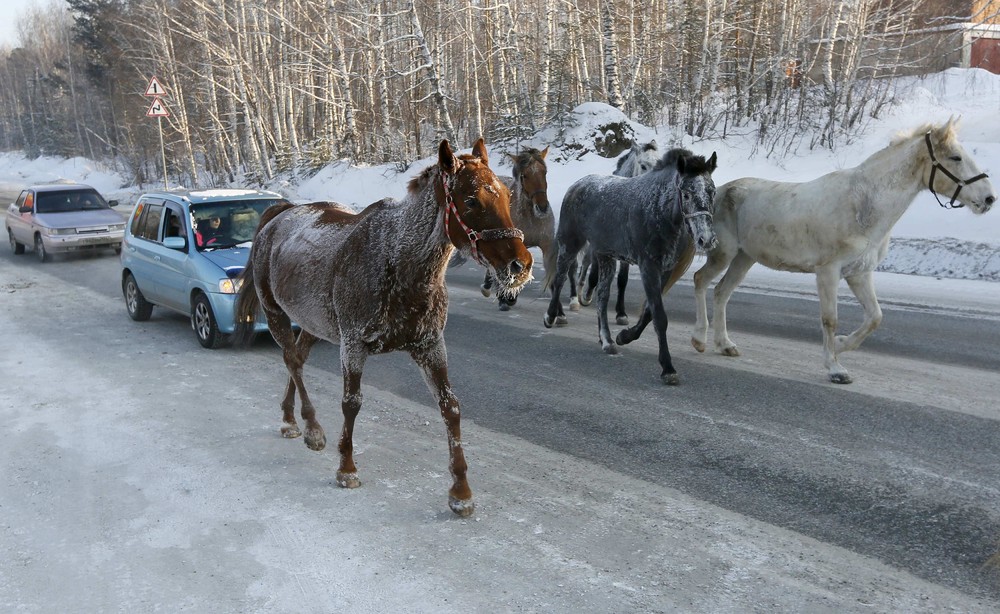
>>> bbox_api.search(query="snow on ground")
[1,68,998,280]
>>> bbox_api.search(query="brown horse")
[480,146,556,310]
[234,139,532,516]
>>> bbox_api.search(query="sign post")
[144,77,171,189]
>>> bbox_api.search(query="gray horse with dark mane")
[543,147,718,385]
[573,140,661,321]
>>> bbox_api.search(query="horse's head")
[508,146,550,216]
[921,117,996,214]
[615,140,660,178]
[672,149,719,251]
[438,138,533,297]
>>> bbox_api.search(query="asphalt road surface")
[1,235,998,612]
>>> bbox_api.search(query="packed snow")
[1,68,997,280]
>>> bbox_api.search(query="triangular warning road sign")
[144,76,168,97]
[146,97,170,117]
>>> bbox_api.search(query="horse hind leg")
[412,340,474,517]
[595,256,619,354]
[838,272,882,355]
[816,266,853,384]
[614,261,630,325]
[267,312,327,450]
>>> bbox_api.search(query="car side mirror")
[108,199,119,207]
[163,236,187,251]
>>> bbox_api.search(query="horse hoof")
[480,284,491,298]
[449,496,476,517]
[720,346,741,357]
[615,330,632,346]
[829,373,853,385]
[661,372,681,386]
[543,314,554,328]
[337,471,361,488]
[498,302,511,312]
[304,427,326,451]
[691,338,706,353]
[602,343,619,355]
[569,297,581,312]
[555,315,568,327]
[616,315,629,325]
[280,423,302,439]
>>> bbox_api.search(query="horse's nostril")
[987,195,996,206]
[509,260,523,275]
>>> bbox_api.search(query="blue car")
[120,188,287,348]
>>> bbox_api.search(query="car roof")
[28,183,99,193]
[141,188,285,204]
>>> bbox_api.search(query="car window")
[129,202,146,237]
[34,189,108,213]
[191,198,281,251]
[137,204,164,241]
[164,207,186,239]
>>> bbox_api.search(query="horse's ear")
[675,154,687,174]
[472,137,489,166]
[540,146,549,159]
[707,152,718,173]
[439,139,458,175]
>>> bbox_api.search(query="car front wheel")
[193,293,226,349]
[34,234,47,262]
[8,229,25,255]
[123,273,153,321]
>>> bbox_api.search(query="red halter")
[440,171,524,265]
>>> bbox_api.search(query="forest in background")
[0,0,993,188]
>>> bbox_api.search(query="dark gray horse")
[543,148,718,385]
[573,140,661,323]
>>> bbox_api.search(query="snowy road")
[1,249,998,613]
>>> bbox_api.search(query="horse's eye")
[464,197,480,210]
[949,155,962,162]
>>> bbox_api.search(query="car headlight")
[218,278,243,294]
[109,223,125,232]
[45,227,76,235]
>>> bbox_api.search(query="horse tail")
[541,242,559,292]
[233,201,295,347]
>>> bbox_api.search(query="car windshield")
[34,189,109,213]
[191,199,283,251]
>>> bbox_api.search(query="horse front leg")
[595,255,618,354]
[816,266,852,384]
[639,263,678,385]
[614,261,630,325]
[710,251,755,357]
[413,339,474,517]
[838,271,883,355]
[480,270,493,298]
[691,247,737,353]
[336,344,368,488]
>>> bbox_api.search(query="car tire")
[193,293,227,349]
[8,229,24,255]
[123,273,154,321]
[34,234,47,262]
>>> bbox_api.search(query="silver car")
[5,183,125,262]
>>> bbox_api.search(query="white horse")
[691,118,996,384]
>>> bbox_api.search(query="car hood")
[201,245,252,273]
[33,209,125,228]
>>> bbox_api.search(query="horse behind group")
[691,118,995,383]
[544,147,718,385]
[479,146,556,310]
[234,138,532,516]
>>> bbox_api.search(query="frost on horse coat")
[544,147,718,385]
[234,139,532,516]
[691,118,996,384]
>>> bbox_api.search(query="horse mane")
[890,120,957,147]
[654,147,715,174]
